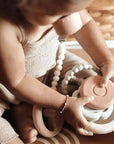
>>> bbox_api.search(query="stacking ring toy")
[62,64,114,134]
[80,75,114,109]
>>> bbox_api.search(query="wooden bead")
[53,76,60,81]
[54,70,61,76]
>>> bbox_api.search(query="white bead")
[88,64,93,69]
[78,65,84,71]
[65,80,68,85]
[51,42,66,91]
[72,76,76,80]
[54,70,61,76]
[53,76,60,81]
[56,65,62,70]
[65,70,74,77]
[65,75,72,81]
[58,54,65,60]
[51,81,58,87]
[84,64,89,69]
[56,59,63,65]
[72,67,79,73]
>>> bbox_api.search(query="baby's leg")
[10,103,38,143]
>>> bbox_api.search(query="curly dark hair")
[0,0,93,23]
[0,0,24,24]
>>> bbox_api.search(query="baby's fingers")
[76,125,93,136]
[74,108,91,130]
[99,75,110,87]
[74,96,94,129]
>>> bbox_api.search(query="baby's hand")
[63,95,94,136]
[99,61,114,87]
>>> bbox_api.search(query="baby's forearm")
[74,18,114,67]
[9,74,66,110]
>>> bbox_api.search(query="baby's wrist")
[59,95,69,114]
[59,95,77,116]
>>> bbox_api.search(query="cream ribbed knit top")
[23,28,59,78]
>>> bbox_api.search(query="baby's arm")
[0,19,93,136]
[0,19,66,109]
[74,9,114,86]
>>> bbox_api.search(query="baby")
[0,0,114,144]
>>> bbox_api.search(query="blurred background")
[67,0,114,41]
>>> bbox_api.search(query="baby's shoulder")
[0,18,17,31]
[0,18,21,42]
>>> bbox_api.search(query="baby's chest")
[23,29,59,78]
